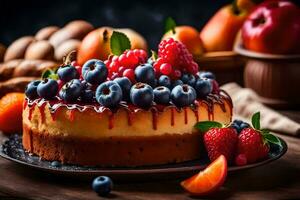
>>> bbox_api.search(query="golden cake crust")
[22,91,232,166]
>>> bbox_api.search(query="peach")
[77,27,148,65]
[200,1,255,52]
[162,26,204,56]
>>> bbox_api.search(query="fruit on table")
[162,26,204,57]
[241,0,300,54]
[200,0,255,51]
[181,155,227,196]
[0,93,24,134]
[57,64,79,82]
[77,27,147,65]
[92,176,113,196]
[204,127,238,163]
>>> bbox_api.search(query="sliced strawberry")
[181,155,227,196]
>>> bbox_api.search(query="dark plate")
[0,134,287,180]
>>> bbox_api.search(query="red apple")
[242,0,300,54]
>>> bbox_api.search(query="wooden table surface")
[0,111,299,200]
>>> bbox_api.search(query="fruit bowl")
[234,34,300,109]
[195,51,245,86]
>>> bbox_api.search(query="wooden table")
[0,111,299,200]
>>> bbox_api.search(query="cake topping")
[24,31,223,111]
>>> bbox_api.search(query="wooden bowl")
[234,35,300,109]
[195,51,245,86]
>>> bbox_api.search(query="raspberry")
[160,63,172,75]
[105,49,147,80]
[158,38,198,75]
[123,69,135,82]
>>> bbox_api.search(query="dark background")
[0,0,232,49]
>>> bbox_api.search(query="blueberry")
[240,122,250,130]
[81,90,94,102]
[181,73,196,87]
[82,59,108,85]
[134,63,156,87]
[59,79,82,102]
[233,120,243,126]
[172,80,183,88]
[57,65,79,82]
[114,77,132,101]
[196,71,216,80]
[130,83,154,109]
[171,84,197,107]
[153,86,171,105]
[231,123,242,133]
[194,78,213,98]
[50,161,61,168]
[96,81,122,107]
[25,80,41,99]
[37,79,58,99]
[158,75,171,89]
[92,176,113,196]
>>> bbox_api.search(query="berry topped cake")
[22,37,232,167]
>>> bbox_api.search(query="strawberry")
[237,128,269,164]
[203,127,238,163]
[235,112,282,165]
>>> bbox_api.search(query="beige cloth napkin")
[221,82,300,136]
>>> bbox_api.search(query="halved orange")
[181,155,227,196]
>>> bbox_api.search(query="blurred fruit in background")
[77,27,147,65]
[0,43,5,62]
[0,92,24,134]
[242,0,300,54]
[200,0,256,52]
[162,25,204,57]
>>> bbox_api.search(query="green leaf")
[263,133,282,147]
[164,17,177,34]
[41,69,52,79]
[41,69,58,80]
[194,121,223,133]
[252,112,260,130]
[151,50,158,61]
[110,31,131,56]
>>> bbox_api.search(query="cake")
[22,38,233,167]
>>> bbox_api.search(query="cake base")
[23,125,203,167]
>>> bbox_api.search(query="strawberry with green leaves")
[235,112,281,165]
[195,121,238,163]
[195,112,282,166]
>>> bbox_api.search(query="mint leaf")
[41,69,58,80]
[194,121,223,133]
[264,133,282,147]
[151,50,158,61]
[252,112,260,130]
[110,31,131,56]
[165,17,176,34]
